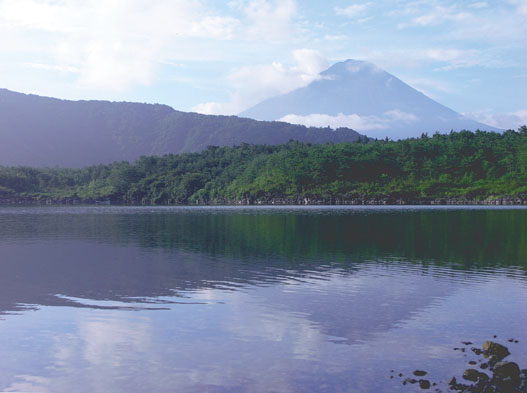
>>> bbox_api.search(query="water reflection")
[1,206,527,265]
[0,206,526,392]
[0,206,526,315]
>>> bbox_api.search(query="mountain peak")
[322,59,384,78]
[239,59,499,139]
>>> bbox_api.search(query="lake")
[0,206,526,392]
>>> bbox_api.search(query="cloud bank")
[464,109,527,130]
[0,0,298,91]
[279,110,419,131]
[193,49,328,115]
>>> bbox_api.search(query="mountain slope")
[0,89,362,167]
[239,59,499,139]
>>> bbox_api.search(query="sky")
[0,0,526,129]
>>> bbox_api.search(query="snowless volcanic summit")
[239,59,499,139]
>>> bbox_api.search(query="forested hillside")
[1,128,526,205]
[0,89,361,167]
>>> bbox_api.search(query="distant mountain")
[0,89,362,167]
[239,59,499,139]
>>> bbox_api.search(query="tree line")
[1,127,527,204]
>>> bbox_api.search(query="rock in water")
[482,341,510,361]
[493,361,521,379]
[418,379,430,389]
[403,378,417,385]
[463,369,489,382]
[413,370,427,377]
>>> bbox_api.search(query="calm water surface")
[0,206,526,392]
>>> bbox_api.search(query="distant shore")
[2,196,527,206]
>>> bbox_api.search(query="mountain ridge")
[0,88,362,167]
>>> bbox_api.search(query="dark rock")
[449,377,457,385]
[419,379,430,389]
[414,370,427,377]
[403,378,417,385]
[472,347,483,355]
[480,363,489,369]
[493,378,521,392]
[482,341,510,361]
[492,361,521,379]
[487,355,500,367]
[462,341,473,345]
[469,361,477,365]
[463,369,488,382]
[481,386,497,393]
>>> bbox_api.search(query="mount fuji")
[239,59,499,139]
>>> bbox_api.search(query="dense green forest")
[1,128,527,205]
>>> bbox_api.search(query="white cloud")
[395,1,526,47]
[23,62,79,73]
[386,47,506,71]
[231,0,297,41]
[344,60,381,74]
[192,101,241,116]
[280,113,385,130]
[405,77,457,98]
[396,4,474,29]
[193,49,328,115]
[0,0,87,33]
[324,34,349,41]
[509,0,527,14]
[413,7,472,26]
[0,0,241,91]
[278,110,418,131]
[0,0,304,91]
[291,49,328,78]
[464,109,527,130]
[469,2,488,9]
[423,48,490,70]
[384,109,418,122]
[348,46,504,73]
[335,3,371,18]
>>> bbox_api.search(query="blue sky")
[0,0,526,129]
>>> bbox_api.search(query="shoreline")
[1,196,527,206]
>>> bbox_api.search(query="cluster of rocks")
[395,339,527,392]
[0,197,99,205]
[391,369,434,390]
[202,196,527,206]
[2,195,527,206]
